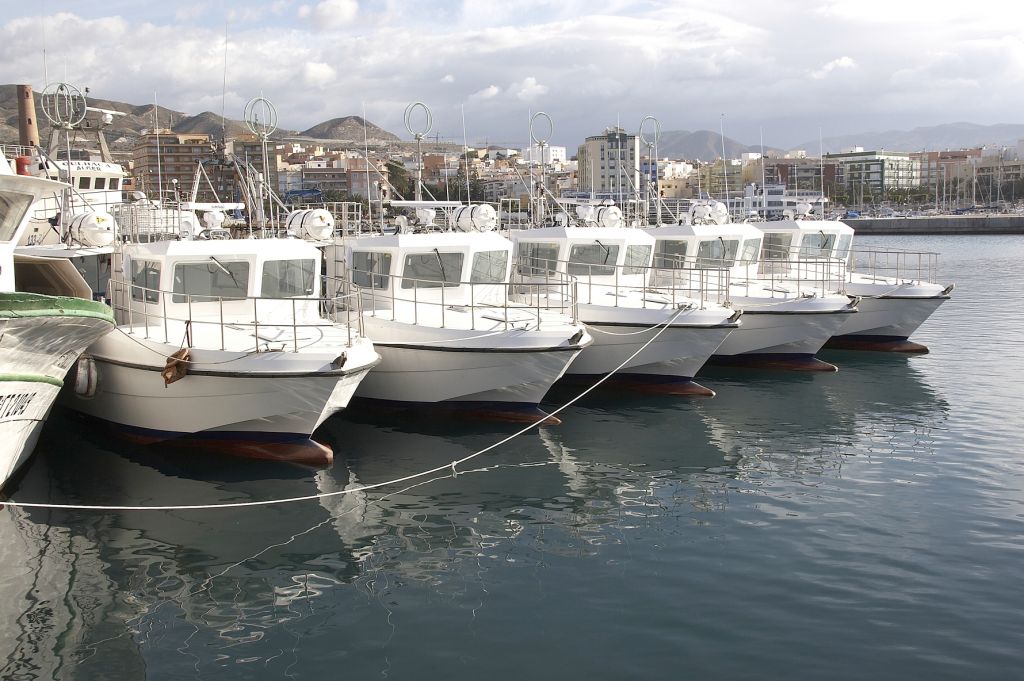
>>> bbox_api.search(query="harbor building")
[576,127,640,202]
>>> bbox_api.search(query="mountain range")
[0,85,398,150]
[2,85,1021,157]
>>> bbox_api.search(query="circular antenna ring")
[530,111,553,146]
[244,96,278,138]
[41,82,87,129]
[639,115,661,149]
[404,101,432,139]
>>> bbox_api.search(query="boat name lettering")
[56,351,78,370]
[0,392,37,419]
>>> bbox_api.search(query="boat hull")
[710,306,855,371]
[828,295,948,352]
[1,294,115,489]
[61,331,373,464]
[567,303,736,395]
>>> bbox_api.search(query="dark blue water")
[2,235,1023,680]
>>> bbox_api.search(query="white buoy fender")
[285,208,335,240]
[68,211,116,247]
[449,204,497,232]
[73,355,99,399]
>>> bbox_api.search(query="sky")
[2,0,1023,150]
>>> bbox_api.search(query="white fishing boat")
[326,202,591,423]
[0,160,115,490]
[753,209,953,352]
[61,237,379,464]
[510,205,740,396]
[644,203,858,371]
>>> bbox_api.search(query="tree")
[385,160,413,200]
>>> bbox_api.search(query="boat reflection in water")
[0,352,947,677]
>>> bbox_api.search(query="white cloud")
[512,76,548,101]
[299,0,358,29]
[469,85,500,101]
[811,56,856,80]
[2,3,1023,149]
[303,61,337,87]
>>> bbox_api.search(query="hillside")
[656,129,779,160]
[798,122,1024,154]
[300,116,399,144]
[0,85,400,150]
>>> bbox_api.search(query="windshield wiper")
[210,256,240,289]
[433,248,448,283]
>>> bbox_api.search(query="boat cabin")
[113,238,326,325]
[755,219,854,264]
[337,231,514,308]
[509,226,655,289]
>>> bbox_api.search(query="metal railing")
[516,255,731,309]
[754,244,850,295]
[332,267,580,331]
[109,278,365,352]
[847,245,941,284]
[647,248,849,298]
[111,203,188,242]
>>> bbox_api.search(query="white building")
[521,144,567,165]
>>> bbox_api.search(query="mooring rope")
[3,308,687,513]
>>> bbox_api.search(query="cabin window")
[696,238,739,267]
[262,259,315,297]
[94,177,107,190]
[623,245,652,274]
[109,178,120,190]
[130,259,161,303]
[516,242,560,276]
[172,259,249,303]
[351,251,391,289]
[0,191,33,242]
[654,240,688,268]
[761,233,793,260]
[470,250,509,284]
[78,177,90,189]
[835,235,853,261]
[568,243,619,276]
[799,233,836,259]
[740,238,762,263]
[401,251,464,289]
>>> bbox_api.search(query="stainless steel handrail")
[109,278,365,351]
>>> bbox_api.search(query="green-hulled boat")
[1,164,115,490]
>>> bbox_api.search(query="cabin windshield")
[835,234,853,260]
[516,242,560,276]
[173,259,250,302]
[0,191,33,242]
[696,238,739,267]
[740,238,762,263]
[470,250,509,283]
[653,240,688,268]
[623,245,652,274]
[568,243,620,276]
[799,233,837,259]
[262,259,316,297]
[130,259,161,303]
[401,251,464,288]
[762,233,794,260]
[351,251,392,289]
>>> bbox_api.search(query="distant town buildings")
[118,121,1024,216]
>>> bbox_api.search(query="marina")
[2,0,1024,671]
[1,233,1021,679]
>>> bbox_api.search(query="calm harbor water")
[2,235,1023,680]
